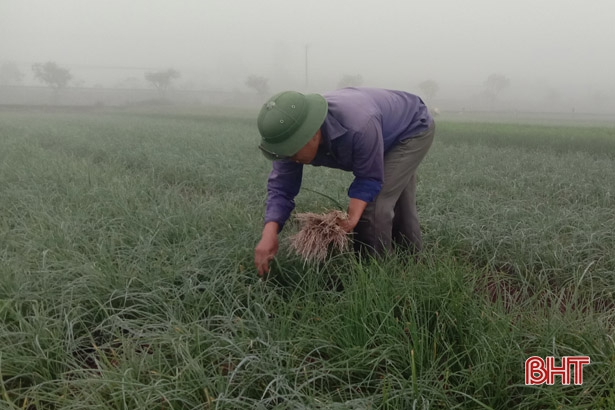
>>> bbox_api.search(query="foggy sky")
[1,0,614,96]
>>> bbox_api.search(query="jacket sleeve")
[347,118,384,202]
[264,160,303,231]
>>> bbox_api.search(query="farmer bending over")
[255,87,435,276]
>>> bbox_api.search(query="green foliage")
[31,61,72,89]
[484,73,511,104]
[245,75,269,96]
[0,108,614,409]
[418,80,440,101]
[144,69,180,93]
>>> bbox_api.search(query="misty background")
[1,0,614,113]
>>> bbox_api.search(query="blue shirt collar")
[321,113,347,142]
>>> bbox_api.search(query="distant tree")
[245,75,269,96]
[144,69,180,98]
[0,62,24,85]
[418,80,439,101]
[32,61,72,89]
[337,74,363,89]
[484,73,510,105]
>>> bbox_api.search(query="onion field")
[1,107,614,409]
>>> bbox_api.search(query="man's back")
[323,87,432,152]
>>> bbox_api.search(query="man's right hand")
[254,222,280,277]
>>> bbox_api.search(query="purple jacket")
[264,87,432,230]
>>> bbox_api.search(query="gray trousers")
[354,121,435,256]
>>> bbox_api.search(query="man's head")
[257,91,328,161]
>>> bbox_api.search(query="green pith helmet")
[257,91,328,160]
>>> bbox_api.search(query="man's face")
[290,129,322,164]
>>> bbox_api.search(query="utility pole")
[304,44,309,90]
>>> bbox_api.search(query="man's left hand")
[340,198,368,233]
[338,216,359,233]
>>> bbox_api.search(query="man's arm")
[255,221,279,276]
[339,197,368,233]
[337,119,383,232]
[347,118,384,203]
[264,161,303,230]
[256,161,303,276]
